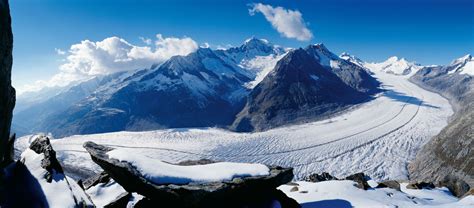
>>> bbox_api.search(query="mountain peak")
[239,37,274,52]
[451,54,472,66]
[387,56,399,62]
[311,43,329,52]
[244,37,270,45]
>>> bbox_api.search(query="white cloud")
[55,48,66,55]
[18,34,198,94]
[249,3,313,41]
[139,36,152,45]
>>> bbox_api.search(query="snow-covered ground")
[16,70,452,182]
[279,180,473,208]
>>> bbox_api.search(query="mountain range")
[13,38,380,137]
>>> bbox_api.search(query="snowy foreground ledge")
[279,181,474,208]
[107,148,270,185]
[84,141,299,207]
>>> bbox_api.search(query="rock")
[462,188,474,198]
[305,172,338,182]
[376,180,401,191]
[345,172,371,190]
[104,192,132,208]
[406,182,435,190]
[0,136,93,207]
[177,159,216,166]
[82,171,111,190]
[28,135,63,182]
[0,0,15,169]
[84,141,300,208]
[438,176,471,198]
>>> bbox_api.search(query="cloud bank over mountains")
[249,3,313,41]
[19,34,198,94]
[19,2,314,94]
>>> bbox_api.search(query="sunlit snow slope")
[16,70,452,181]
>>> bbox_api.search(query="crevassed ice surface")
[16,70,453,181]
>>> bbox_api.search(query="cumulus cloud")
[19,34,198,94]
[249,3,313,41]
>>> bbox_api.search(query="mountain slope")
[409,54,474,195]
[232,48,372,132]
[306,44,380,94]
[22,39,284,137]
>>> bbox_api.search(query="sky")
[10,0,474,93]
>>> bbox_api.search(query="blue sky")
[10,0,474,92]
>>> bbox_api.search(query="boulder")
[376,180,401,191]
[82,171,111,190]
[104,192,132,208]
[345,172,371,190]
[438,176,471,198]
[28,135,64,182]
[84,141,300,208]
[406,182,435,190]
[305,172,338,182]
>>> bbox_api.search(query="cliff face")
[409,65,474,197]
[0,0,15,167]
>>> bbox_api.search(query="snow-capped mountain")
[340,52,366,69]
[364,56,422,76]
[232,48,372,132]
[447,54,474,76]
[13,38,286,137]
[217,37,287,88]
[306,44,380,94]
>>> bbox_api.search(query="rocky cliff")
[0,0,15,167]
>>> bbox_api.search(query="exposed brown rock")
[376,180,401,191]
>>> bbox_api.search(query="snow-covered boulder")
[83,141,299,207]
[0,135,93,207]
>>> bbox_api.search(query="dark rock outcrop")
[81,171,111,190]
[84,141,299,208]
[345,173,371,190]
[28,135,64,182]
[0,0,15,168]
[104,192,132,208]
[438,176,471,198]
[376,180,401,191]
[305,172,337,182]
[1,136,94,207]
[406,182,435,190]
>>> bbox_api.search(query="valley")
[16,68,452,181]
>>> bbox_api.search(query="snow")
[278,180,473,208]
[86,179,128,207]
[460,60,474,75]
[242,53,287,88]
[107,148,270,184]
[449,54,474,76]
[364,56,422,76]
[127,193,145,208]
[16,69,453,183]
[20,149,93,207]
